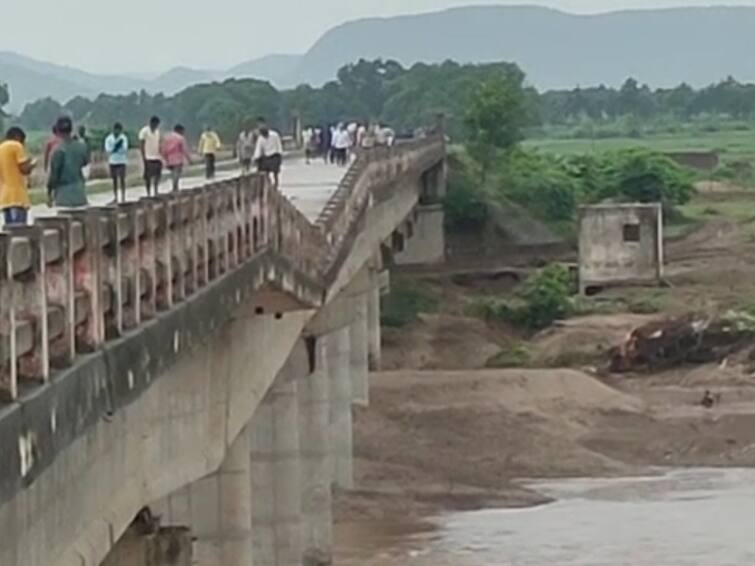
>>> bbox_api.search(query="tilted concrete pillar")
[157,425,253,566]
[297,337,333,565]
[349,294,369,406]
[250,374,303,566]
[327,326,353,489]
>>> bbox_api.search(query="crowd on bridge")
[0,112,410,228]
[0,115,284,226]
[301,122,397,166]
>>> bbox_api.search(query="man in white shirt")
[253,118,283,189]
[333,123,352,166]
[139,116,162,196]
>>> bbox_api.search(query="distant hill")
[8,5,755,111]
[0,52,303,112]
[229,54,302,87]
[287,5,755,89]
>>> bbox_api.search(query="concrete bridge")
[0,135,447,566]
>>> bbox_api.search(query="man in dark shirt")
[47,117,90,208]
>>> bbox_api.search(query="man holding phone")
[0,127,36,225]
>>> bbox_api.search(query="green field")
[525,129,755,165]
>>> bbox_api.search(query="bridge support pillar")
[349,294,369,406]
[156,425,254,566]
[297,337,333,565]
[328,326,353,489]
[190,425,254,566]
[367,284,382,371]
[250,374,303,566]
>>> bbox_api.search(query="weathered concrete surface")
[0,304,311,566]
[297,337,333,566]
[154,424,253,566]
[101,527,192,566]
[579,203,664,293]
[328,326,353,490]
[394,204,446,266]
[0,137,444,566]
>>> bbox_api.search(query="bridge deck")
[30,157,345,223]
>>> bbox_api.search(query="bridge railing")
[314,134,446,277]
[0,137,446,402]
[0,174,325,402]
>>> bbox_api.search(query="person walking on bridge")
[162,124,192,192]
[236,125,256,174]
[198,125,222,180]
[104,122,129,203]
[139,116,163,196]
[0,126,36,225]
[253,119,283,189]
[47,116,89,208]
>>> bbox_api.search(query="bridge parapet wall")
[0,175,325,403]
[315,136,445,278]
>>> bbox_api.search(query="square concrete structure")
[579,203,663,294]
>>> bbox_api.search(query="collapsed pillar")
[349,294,369,406]
[297,337,333,565]
[250,374,303,566]
[328,326,353,489]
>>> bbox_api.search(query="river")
[335,468,755,565]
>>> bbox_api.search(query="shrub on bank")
[472,264,574,331]
[381,282,439,328]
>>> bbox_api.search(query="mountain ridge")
[5,5,755,111]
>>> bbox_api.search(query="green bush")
[381,282,439,328]
[443,150,489,231]
[473,264,574,330]
[496,150,578,222]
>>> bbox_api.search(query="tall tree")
[464,72,530,180]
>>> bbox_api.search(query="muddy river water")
[335,469,755,565]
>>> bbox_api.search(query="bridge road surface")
[29,157,346,223]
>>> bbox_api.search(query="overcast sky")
[4,0,755,73]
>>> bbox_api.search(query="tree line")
[12,59,755,143]
[541,76,755,125]
[13,60,530,141]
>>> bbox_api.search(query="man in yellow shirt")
[0,127,36,225]
[198,126,221,180]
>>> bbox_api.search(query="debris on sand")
[701,390,722,409]
[610,312,755,373]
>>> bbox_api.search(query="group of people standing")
[302,122,395,166]
[126,116,216,202]
[0,114,283,226]
[0,116,90,225]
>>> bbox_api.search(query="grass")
[485,343,531,368]
[525,128,755,166]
